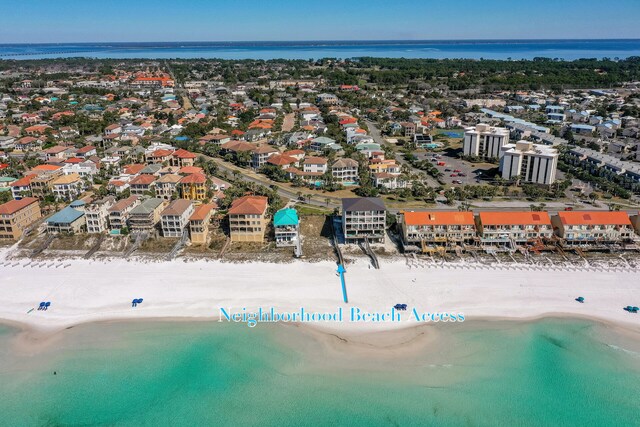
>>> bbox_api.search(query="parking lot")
[414,149,499,186]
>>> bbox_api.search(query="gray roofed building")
[128,198,167,233]
[341,197,387,244]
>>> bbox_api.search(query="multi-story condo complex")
[552,211,635,244]
[398,211,476,249]
[342,197,387,244]
[128,198,167,234]
[476,211,553,246]
[463,124,509,159]
[107,196,140,231]
[499,140,558,185]
[0,197,42,240]
[273,208,300,247]
[228,196,268,243]
[85,196,116,233]
[160,199,194,238]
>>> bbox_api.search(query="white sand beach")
[1,244,640,335]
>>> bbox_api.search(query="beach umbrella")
[137,298,143,304]
[45,302,51,307]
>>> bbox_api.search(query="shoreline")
[1,253,639,338]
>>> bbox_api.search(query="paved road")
[199,153,342,210]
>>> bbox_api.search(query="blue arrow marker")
[337,264,348,303]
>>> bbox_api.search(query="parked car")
[452,179,463,184]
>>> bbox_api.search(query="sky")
[1,0,639,43]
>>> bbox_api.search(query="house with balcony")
[85,196,116,233]
[273,208,299,247]
[551,211,634,245]
[160,199,194,238]
[0,197,42,240]
[476,211,553,247]
[189,203,217,244]
[107,195,140,231]
[228,195,268,243]
[303,157,328,174]
[171,149,197,167]
[341,197,387,244]
[251,145,278,169]
[128,198,167,234]
[331,158,359,184]
[156,174,182,200]
[46,205,85,234]
[398,211,476,251]
[129,174,157,196]
[179,173,208,201]
[51,173,83,201]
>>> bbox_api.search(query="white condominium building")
[499,140,558,185]
[463,124,509,159]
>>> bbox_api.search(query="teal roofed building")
[46,206,85,234]
[273,208,299,247]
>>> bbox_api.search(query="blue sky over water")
[1,0,639,43]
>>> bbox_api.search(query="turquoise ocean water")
[0,319,639,426]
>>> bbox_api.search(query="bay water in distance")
[1,39,640,60]
[0,318,639,426]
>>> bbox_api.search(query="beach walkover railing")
[31,234,56,257]
[124,231,149,258]
[83,233,106,259]
[329,215,345,267]
[362,237,380,269]
[167,229,189,261]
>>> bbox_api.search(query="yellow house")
[179,173,208,201]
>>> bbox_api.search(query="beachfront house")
[46,205,85,234]
[0,197,42,240]
[85,196,116,233]
[107,196,140,232]
[341,197,387,244]
[551,211,635,245]
[160,199,194,238]
[273,208,299,247]
[228,195,268,243]
[189,203,217,244]
[128,198,167,234]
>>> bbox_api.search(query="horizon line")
[2,38,640,46]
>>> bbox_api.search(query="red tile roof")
[0,197,39,215]
[228,195,268,215]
